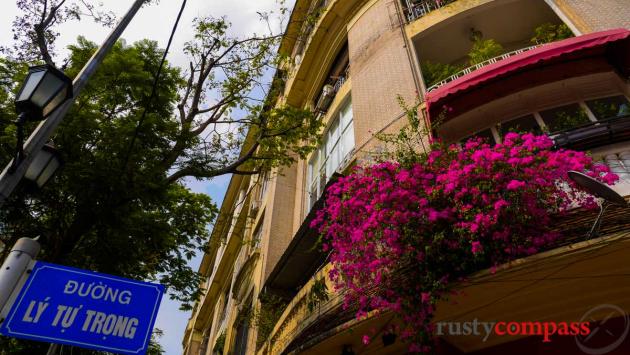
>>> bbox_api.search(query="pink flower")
[421,292,431,303]
[493,199,510,211]
[362,335,370,345]
[471,241,483,254]
[506,179,526,190]
[310,133,606,354]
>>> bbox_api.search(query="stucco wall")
[262,163,298,283]
[553,0,630,33]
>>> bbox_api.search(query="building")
[182,0,630,354]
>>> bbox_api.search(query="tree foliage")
[0,0,320,353]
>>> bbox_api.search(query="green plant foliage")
[420,61,464,88]
[213,331,226,354]
[542,106,591,132]
[252,293,288,350]
[468,39,504,65]
[306,277,329,312]
[530,23,574,44]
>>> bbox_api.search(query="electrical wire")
[122,0,188,168]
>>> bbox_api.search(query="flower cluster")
[311,133,617,352]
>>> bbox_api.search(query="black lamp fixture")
[15,64,73,121]
[24,144,62,188]
[10,65,72,173]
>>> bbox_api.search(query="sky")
[0,0,292,354]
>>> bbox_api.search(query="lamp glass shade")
[15,65,72,121]
[43,82,70,118]
[17,70,46,102]
[31,71,65,108]
[24,145,62,188]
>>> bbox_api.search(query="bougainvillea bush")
[311,133,618,352]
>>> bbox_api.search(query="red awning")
[425,29,630,121]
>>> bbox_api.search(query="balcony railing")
[552,114,630,151]
[403,0,456,23]
[426,45,541,92]
[315,64,350,113]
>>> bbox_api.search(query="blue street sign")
[0,261,164,355]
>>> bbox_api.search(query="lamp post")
[10,65,72,175]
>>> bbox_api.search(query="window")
[307,99,354,210]
[586,95,630,120]
[539,103,590,132]
[258,172,269,201]
[232,318,249,355]
[251,220,263,250]
[498,115,541,136]
[218,286,230,327]
[229,297,253,355]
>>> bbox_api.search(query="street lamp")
[10,65,72,173]
[24,144,62,188]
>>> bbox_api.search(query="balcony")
[315,63,350,114]
[425,29,630,123]
[258,264,347,355]
[426,45,539,92]
[262,175,342,299]
[403,0,457,23]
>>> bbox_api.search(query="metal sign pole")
[0,238,40,317]
[46,343,59,355]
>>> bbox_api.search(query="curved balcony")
[426,45,539,92]
[257,264,346,355]
[425,29,630,123]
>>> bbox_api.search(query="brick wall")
[348,0,419,155]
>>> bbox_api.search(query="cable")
[122,0,188,169]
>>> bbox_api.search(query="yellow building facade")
[183,0,630,354]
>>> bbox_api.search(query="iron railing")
[426,45,541,92]
[403,0,456,23]
[552,114,630,150]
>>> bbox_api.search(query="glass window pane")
[341,121,354,161]
[498,115,542,136]
[341,100,353,128]
[539,103,590,133]
[586,95,630,120]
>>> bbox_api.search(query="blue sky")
[0,0,292,353]
[155,174,230,355]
